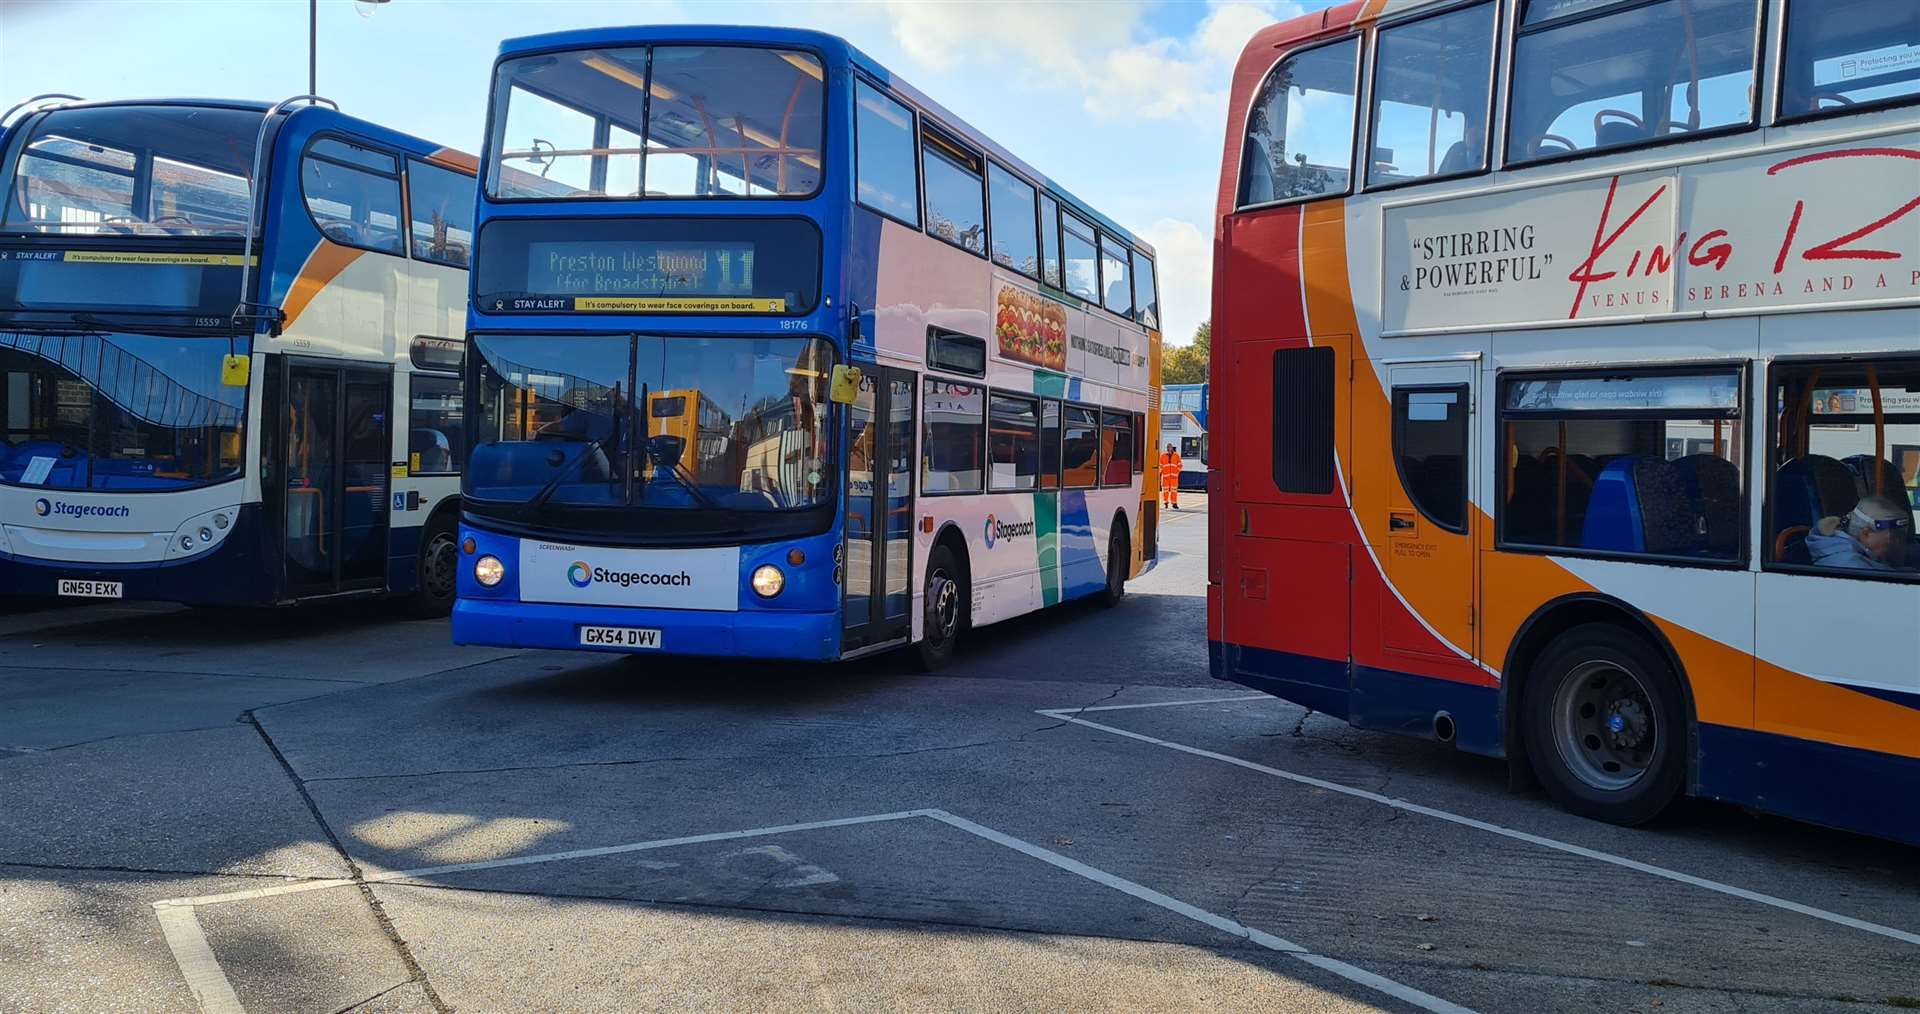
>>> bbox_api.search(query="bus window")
[1393,387,1470,533]
[1099,234,1132,318]
[1132,254,1158,329]
[1038,194,1062,289]
[989,393,1040,491]
[1238,36,1359,207]
[303,139,404,255]
[1768,359,1920,576]
[408,161,475,267]
[1501,370,1743,561]
[922,378,983,493]
[487,46,823,200]
[987,163,1039,278]
[1,105,258,237]
[922,129,986,256]
[1062,405,1099,488]
[1039,400,1061,489]
[1779,1,1920,121]
[408,374,464,475]
[1100,409,1134,486]
[1507,0,1758,165]
[1061,214,1098,304]
[1368,1,1496,186]
[855,80,920,226]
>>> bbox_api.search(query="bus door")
[1379,359,1479,666]
[842,367,916,652]
[278,359,394,597]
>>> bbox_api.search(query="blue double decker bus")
[455,26,1166,667]
[0,95,475,612]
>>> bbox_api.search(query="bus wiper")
[527,438,606,512]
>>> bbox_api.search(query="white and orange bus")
[1209,0,1919,844]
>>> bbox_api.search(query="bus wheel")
[407,520,459,619]
[916,544,964,671]
[1097,526,1128,607]
[1523,624,1686,826]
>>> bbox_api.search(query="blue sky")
[0,0,1330,345]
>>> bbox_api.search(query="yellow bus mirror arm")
[221,354,251,387]
[829,364,862,405]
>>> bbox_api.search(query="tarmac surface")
[3,494,1917,1013]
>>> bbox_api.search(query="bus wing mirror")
[221,354,251,387]
[829,364,862,405]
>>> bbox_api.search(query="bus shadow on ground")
[4,598,435,648]
[481,653,915,710]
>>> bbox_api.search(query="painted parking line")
[1037,698,1920,948]
[154,808,1475,1014]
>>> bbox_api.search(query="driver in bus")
[1807,495,1913,571]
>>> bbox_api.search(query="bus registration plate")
[57,579,122,599]
[579,625,662,649]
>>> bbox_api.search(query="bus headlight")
[474,554,505,587]
[751,564,784,598]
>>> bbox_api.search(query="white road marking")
[152,807,1474,1014]
[1038,706,1920,948]
[1052,694,1274,714]
[152,903,244,1014]
[922,810,1478,1014]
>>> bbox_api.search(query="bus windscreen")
[2,105,260,238]
[473,217,819,314]
[486,45,824,200]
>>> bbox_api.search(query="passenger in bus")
[1807,495,1913,572]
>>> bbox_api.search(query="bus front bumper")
[452,597,841,662]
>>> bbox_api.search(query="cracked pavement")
[4,498,1919,1013]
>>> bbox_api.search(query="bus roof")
[1215,0,1455,228]
[19,97,475,170]
[495,24,1153,257]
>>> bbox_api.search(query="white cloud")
[1140,217,1211,346]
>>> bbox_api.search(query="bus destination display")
[518,241,784,313]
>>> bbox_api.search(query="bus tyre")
[407,519,459,619]
[1523,624,1686,827]
[1097,526,1128,607]
[916,544,965,671]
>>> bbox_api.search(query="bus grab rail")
[231,94,338,336]
[0,94,82,127]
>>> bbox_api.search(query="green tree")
[1162,320,1210,385]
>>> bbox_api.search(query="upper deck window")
[303,137,404,256]
[407,160,475,268]
[1779,1,1920,121]
[1038,193,1062,289]
[1098,233,1131,318]
[2,104,258,237]
[987,162,1038,277]
[1237,36,1359,208]
[1061,213,1098,303]
[487,46,824,200]
[922,127,986,256]
[1368,2,1496,187]
[1507,0,1758,167]
[854,80,919,225]
[1132,253,1158,329]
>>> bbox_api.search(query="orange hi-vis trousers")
[1160,455,1181,508]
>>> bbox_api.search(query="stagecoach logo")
[32,498,130,520]
[982,514,1034,549]
[563,558,694,589]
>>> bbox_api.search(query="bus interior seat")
[1675,454,1741,556]
[1595,120,1644,149]
[410,428,453,473]
[1436,141,1473,176]
[1841,455,1913,513]
[1775,524,1814,566]
[1774,454,1859,532]
[1582,456,1695,555]
[1507,451,1596,545]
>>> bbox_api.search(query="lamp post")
[311,0,391,98]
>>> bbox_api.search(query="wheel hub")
[1550,660,1658,792]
